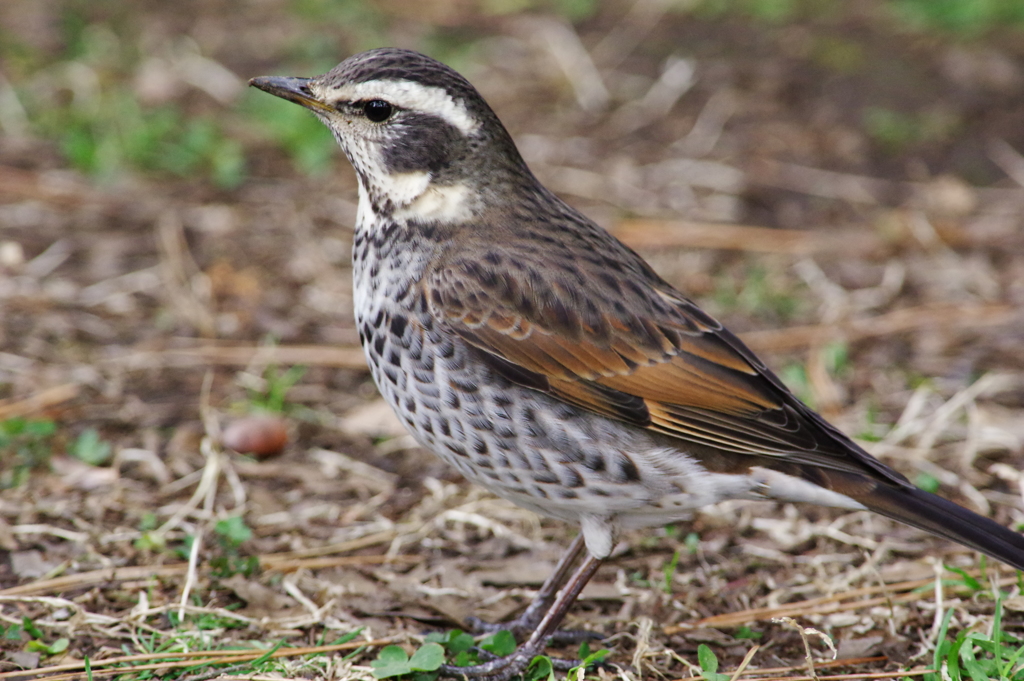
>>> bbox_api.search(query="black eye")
[363,99,393,123]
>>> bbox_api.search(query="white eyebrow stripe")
[318,79,480,136]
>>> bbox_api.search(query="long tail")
[858,483,1024,572]
[783,460,1024,571]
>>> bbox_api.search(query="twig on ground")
[0,383,81,420]
[667,568,1018,630]
[0,639,389,681]
[772,616,837,681]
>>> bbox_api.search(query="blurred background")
[2,0,1024,677]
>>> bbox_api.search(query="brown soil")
[1,1,1023,679]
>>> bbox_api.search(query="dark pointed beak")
[249,75,330,112]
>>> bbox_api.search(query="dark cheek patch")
[382,113,464,175]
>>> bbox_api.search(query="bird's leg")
[439,551,604,680]
[465,533,587,640]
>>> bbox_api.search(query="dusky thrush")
[251,48,1024,679]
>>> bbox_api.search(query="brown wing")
[421,224,1024,574]
[425,239,908,485]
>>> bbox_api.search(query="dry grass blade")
[157,211,216,337]
[262,553,422,572]
[706,656,886,678]
[109,343,368,370]
[610,219,875,255]
[668,569,1018,630]
[98,300,1017,381]
[666,656,910,681]
[0,639,391,681]
[0,164,124,209]
[771,617,836,681]
[988,138,1024,188]
[0,564,190,597]
[0,553,420,597]
[740,303,1016,353]
[728,670,932,681]
[257,529,398,562]
[729,644,760,681]
[747,159,894,204]
[0,383,81,420]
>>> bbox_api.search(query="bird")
[250,48,1024,679]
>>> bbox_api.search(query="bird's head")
[250,48,531,222]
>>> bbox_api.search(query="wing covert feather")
[425,241,906,483]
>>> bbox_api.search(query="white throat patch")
[394,181,474,223]
[355,169,476,226]
[386,170,432,205]
[315,79,480,136]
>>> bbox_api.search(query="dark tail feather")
[860,484,1024,572]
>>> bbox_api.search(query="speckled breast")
[350,219,728,528]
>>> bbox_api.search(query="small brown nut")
[222,415,289,458]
